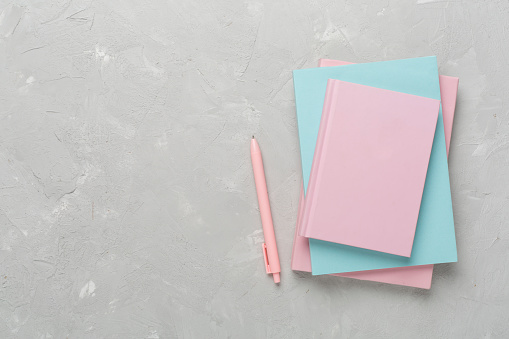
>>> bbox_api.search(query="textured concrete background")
[1,0,508,338]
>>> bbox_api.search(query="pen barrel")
[251,148,281,274]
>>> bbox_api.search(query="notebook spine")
[299,79,339,237]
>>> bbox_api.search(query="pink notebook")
[291,59,459,289]
[299,80,440,257]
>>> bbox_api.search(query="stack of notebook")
[291,56,459,289]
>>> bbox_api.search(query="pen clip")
[262,243,271,274]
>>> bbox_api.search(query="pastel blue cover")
[293,56,457,275]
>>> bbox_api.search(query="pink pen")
[251,136,281,284]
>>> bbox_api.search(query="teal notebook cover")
[293,56,457,275]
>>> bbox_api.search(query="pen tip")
[252,135,254,139]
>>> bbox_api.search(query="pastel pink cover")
[439,75,459,156]
[300,80,439,257]
[291,58,458,289]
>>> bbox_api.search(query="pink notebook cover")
[299,80,440,257]
[291,59,459,289]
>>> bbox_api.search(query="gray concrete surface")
[1,0,508,338]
